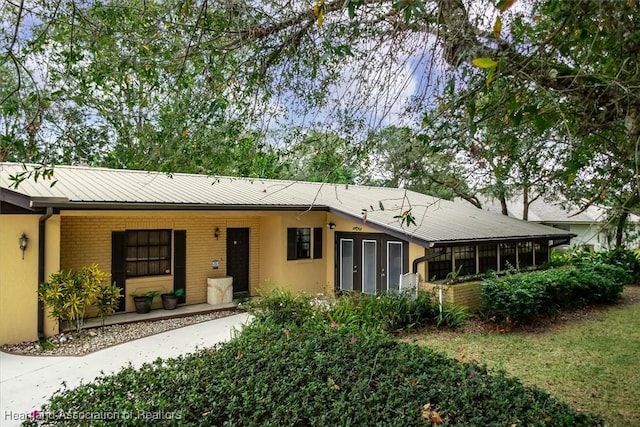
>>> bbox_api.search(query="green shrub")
[481,263,627,324]
[244,288,440,332]
[95,282,122,326]
[23,322,602,427]
[551,246,640,283]
[436,302,473,328]
[38,264,111,332]
[242,288,316,326]
[328,291,437,332]
[481,273,547,323]
[574,263,628,304]
[593,246,640,284]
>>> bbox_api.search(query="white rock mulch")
[0,310,238,357]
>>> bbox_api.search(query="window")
[287,227,323,260]
[454,246,476,277]
[387,241,403,292]
[499,243,517,271]
[534,240,549,265]
[362,240,377,294]
[428,248,452,281]
[339,239,354,291]
[126,230,171,277]
[478,244,498,273]
[518,241,534,268]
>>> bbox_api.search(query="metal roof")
[456,194,639,224]
[0,163,572,246]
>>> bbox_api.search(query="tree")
[2,0,639,243]
[364,125,479,203]
[2,0,283,176]
[284,130,362,183]
[422,79,564,219]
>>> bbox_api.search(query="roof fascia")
[327,208,434,247]
[431,233,577,247]
[28,200,331,212]
[0,188,37,212]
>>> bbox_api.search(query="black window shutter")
[174,230,187,303]
[287,228,297,260]
[111,231,126,312]
[313,227,323,259]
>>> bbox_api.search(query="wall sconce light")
[19,232,29,259]
[327,222,336,230]
[214,227,220,239]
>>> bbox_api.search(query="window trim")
[125,229,172,278]
[287,227,323,261]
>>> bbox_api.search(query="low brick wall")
[419,281,483,312]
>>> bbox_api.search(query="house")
[0,163,572,344]
[457,195,640,251]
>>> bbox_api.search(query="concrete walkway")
[0,312,251,426]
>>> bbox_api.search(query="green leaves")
[346,0,363,19]
[394,208,416,227]
[29,303,603,427]
[493,15,503,38]
[481,258,627,324]
[39,264,110,333]
[392,0,426,25]
[472,57,498,69]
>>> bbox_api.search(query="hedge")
[481,262,629,323]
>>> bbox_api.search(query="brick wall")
[60,213,260,314]
[419,280,483,311]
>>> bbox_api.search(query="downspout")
[412,247,446,273]
[38,207,53,340]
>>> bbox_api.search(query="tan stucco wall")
[0,214,60,345]
[258,215,283,291]
[408,243,427,280]
[258,211,329,295]
[43,216,62,337]
[0,215,39,344]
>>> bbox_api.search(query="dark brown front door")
[227,228,250,295]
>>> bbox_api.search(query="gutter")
[37,207,53,340]
[430,233,576,247]
[29,200,331,212]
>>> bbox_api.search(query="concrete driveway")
[0,312,251,426]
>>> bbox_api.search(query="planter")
[133,296,151,314]
[207,277,233,305]
[161,293,179,310]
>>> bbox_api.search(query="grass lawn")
[402,286,640,427]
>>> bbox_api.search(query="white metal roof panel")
[0,163,572,245]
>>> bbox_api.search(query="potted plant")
[131,291,160,314]
[161,288,184,310]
